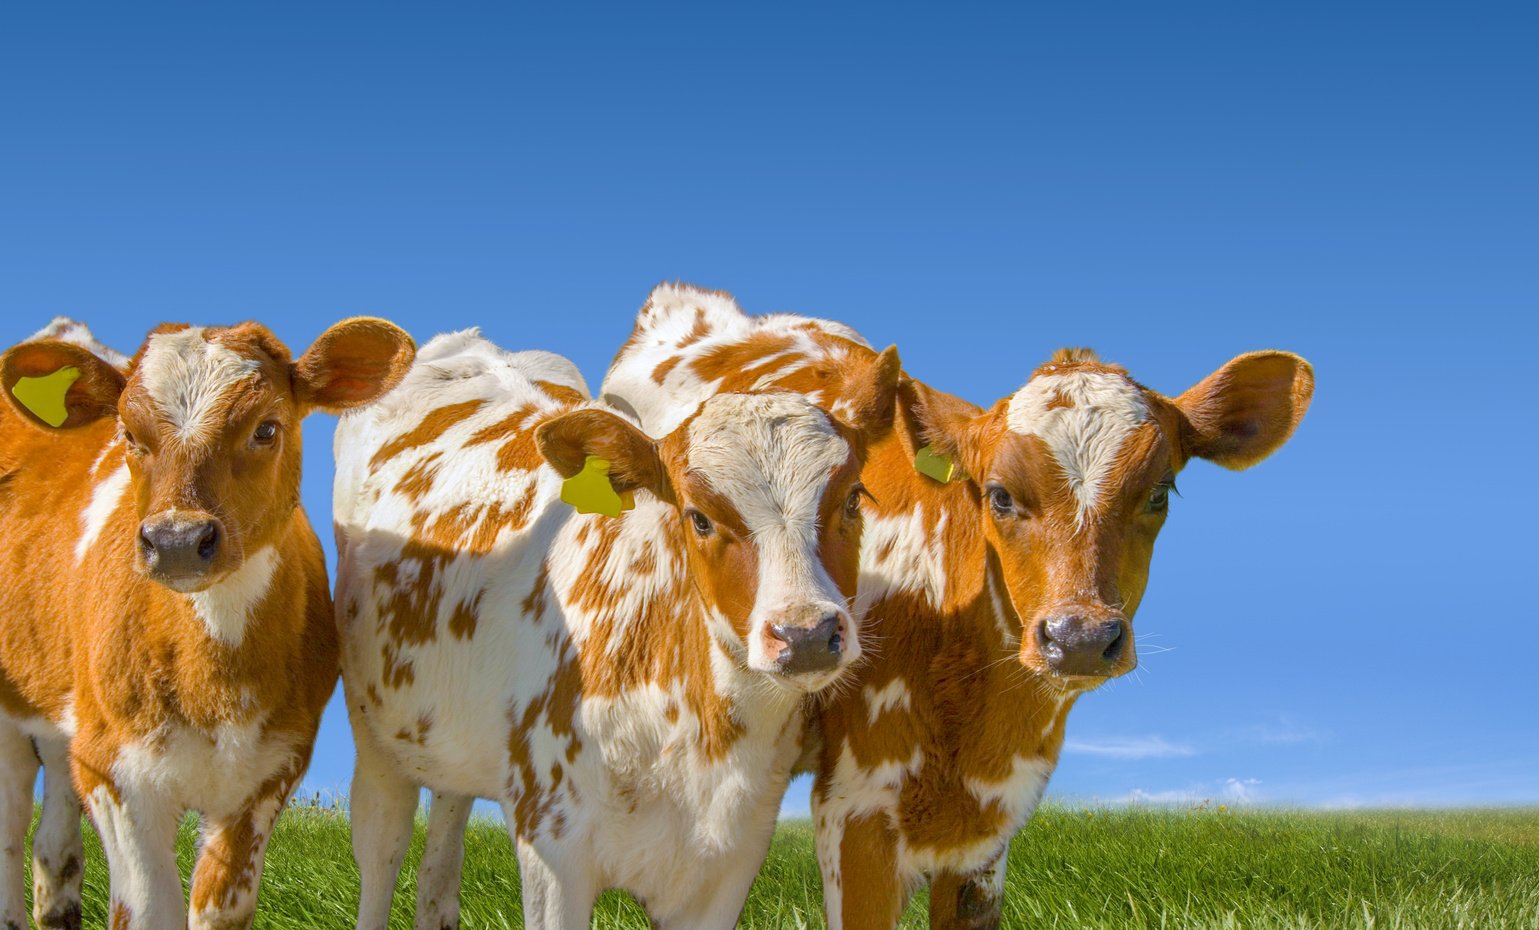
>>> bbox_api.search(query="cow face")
[539,348,901,691]
[910,349,1313,688]
[2,318,414,592]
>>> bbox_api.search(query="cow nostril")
[196,523,220,562]
[819,614,844,654]
[138,526,156,555]
[1101,623,1126,662]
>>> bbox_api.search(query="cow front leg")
[415,790,473,930]
[817,808,908,930]
[927,853,1007,930]
[187,761,302,929]
[352,725,418,930]
[31,734,84,930]
[81,777,186,930]
[0,723,40,930]
[511,832,594,930]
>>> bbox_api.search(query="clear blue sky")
[3,3,1534,813]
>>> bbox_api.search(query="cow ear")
[898,375,991,480]
[835,345,902,436]
[1175,351,1314,470]
[536,409,671,501]
[294,317,416,413]
[2,340,126,430]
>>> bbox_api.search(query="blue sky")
[2,3,1535,815]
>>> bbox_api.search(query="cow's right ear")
[536,409,671,502]
[898,377,989,482]
[1,340,126,430]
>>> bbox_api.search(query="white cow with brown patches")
[332,329,899,929]
[600,284,1314,930]
[0,317,413,930]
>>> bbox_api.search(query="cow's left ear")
[1174,351,1314,470]
[536,408,672,503]
[835,345,902,437]
[294,317,416,413]
[2,340,126,430]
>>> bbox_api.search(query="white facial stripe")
[686,393,850,630]
[76,461,130,562]
[139,327,261,443]
[1005,370,1149,525]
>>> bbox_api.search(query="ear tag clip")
[914,444,963,483]
[10,366,81,428]
[560,456,635,518]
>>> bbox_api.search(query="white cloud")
[1064,735,1198,760]
[1102,777,1264,807]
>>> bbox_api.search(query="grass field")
[25,804,1539,928]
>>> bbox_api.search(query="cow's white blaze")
[138,327,261,443]
[1005,370,1149,526]
[684,393,856,675]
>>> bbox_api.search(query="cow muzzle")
[138,512,226,592]
[1032,608,1134,680]
[757,604,852,681]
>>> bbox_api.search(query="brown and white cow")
[599,284,1315,930]
[331,329,898,929]
[0,316,412,929]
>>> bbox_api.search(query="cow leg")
[817,809,908,930]
[187,761,302,930]
[511,833,593,930]
[351,727,418,930]
[83,778,186,930]
[414,790,473,930]
[927,853,1007,930]
[31,734,84,930]
[0,723,40,930]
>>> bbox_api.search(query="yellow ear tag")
[560,456,636,518]
[10,366,81,428]
[914,444,963,483]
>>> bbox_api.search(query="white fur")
[1005,370,1149,526]
[685,393,857,678]
[335,330,859,927]
[865,678,912,726]
[30,315,131,370]
[600,283,868,438]
[187,544,280,646]
[138,327,260,443]
[856,505,950,613]
[75,461,130,562]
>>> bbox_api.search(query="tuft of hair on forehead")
[130,323,278,442]
[1032,346,1133,381]
[682,392,850,528]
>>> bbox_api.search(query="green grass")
[26,804,1539,928]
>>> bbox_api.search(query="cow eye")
[987,485,1014,516]
[1147,475,1176,514]
[845,485,866,519]
[122,430,146,456]
[686,509,714,537]
[253,421,280,445]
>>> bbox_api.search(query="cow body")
[0,317,412,929]
[334,329,896,929]
[599,284,1314,929]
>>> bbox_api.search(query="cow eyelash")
[845,484,872,517]
[1147,475,1179,513]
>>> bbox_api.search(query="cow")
[331,328,900,929]
[598,283,1315,930]
[0,316,413,930]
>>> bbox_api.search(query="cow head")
[908,348,1313,688]
[539,346,901,691]
[2,318,414,592]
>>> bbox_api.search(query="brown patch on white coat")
[0,316,413,929]
[333,330,899,928]
[598,284,1314,930]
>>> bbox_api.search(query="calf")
[600,284,1315,930]
[332,329,898,929]
[0,316,412,929]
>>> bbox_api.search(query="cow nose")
[766,613,845,675]
[138,516,222,580]
[1038,614,1129,676]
